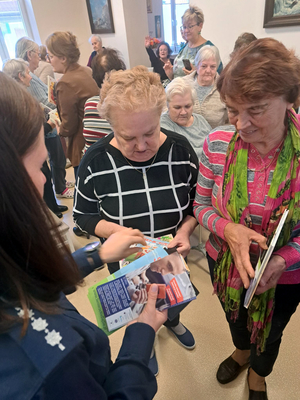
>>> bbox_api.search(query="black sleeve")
[145,47,168,81]
[73,154,103,235]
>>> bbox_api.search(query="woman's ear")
[61,56,67,65]
[18,72,24,84]
[27,50,32,61]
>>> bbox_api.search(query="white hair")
[89,34,102,44]
[165,77,197,104]
[194,45,220,69]
[15,37,37,61]
[2,59,29,82]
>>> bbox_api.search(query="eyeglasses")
[31,50,41,57]
[180,24,198,31]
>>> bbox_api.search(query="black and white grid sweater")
[73,128,199,239]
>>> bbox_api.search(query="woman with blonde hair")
[164,5,223,80]
[74,65,198,376]
[46,31,99,176]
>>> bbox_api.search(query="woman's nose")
[233,112,251,131]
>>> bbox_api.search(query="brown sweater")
[56,63,99,167]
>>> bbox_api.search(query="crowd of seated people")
[2,5,300,398]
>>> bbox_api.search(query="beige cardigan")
[183,71,228,129]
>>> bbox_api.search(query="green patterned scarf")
[215,110,300,352]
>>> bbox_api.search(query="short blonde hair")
[182,5,204,26]
[98,65,166,125]
[46,32,80,66]
[166,77,197,105]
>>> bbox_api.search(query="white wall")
[30,0,150,68]
[192,0,300,65]
[123,0,149,67]
[147,0,164,39]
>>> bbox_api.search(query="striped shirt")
[83,96,113,151]
[28,73,56,110]
[193,127,300,284]
[73,129,198,238]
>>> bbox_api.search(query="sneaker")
[65,180,75,188]
[65,158,72,169]
[168,323,195,350]
[148,350,159,376]
[56,188,73,199]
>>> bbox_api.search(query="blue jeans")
[206,253,300,377]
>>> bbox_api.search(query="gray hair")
[2,59,29,82]
[194,45,220,69]
[89,34,102,44]
[165,77,197,105]
[15,37,37,61]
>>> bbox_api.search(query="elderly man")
[87,34,103,67]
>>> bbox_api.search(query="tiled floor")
[60,167,300,400]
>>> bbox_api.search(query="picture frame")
[155,15,161,38]
[86,0,115,34]
[147,0,152,13]
[264,0,300,28]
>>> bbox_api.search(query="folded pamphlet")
[88,244,196,335]
[244,209,289,308]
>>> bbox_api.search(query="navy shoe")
[148,350,159,376]
[168,323,195,350]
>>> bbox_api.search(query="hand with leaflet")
[224,223,268,288]
[100,229,146,264]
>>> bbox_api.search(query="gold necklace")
[123,153,158,178]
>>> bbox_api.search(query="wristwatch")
[83,241,103,270]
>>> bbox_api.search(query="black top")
[146,47,173,82]
[73,128,198,239]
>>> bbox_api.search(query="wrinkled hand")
[163,62,173,80]
[224,223,268,288]
[182,65,196,75]
[135,285,167,332]
[168,231,191,258]
[255,255,286,295]
[99,228,146,263]
[145,36,151,48]
[131,288,148,304]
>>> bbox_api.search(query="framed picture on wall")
[147,0,152,13]
[264,0,300,28]
[155,16,161,38]
[86,0,115,34]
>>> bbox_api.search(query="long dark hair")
[0,73,81,333]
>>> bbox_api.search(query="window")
[162,0,189,53]
[0,0,36,69]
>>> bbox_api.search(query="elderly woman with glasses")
[183,45,228,129]
[164,5,223,80]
